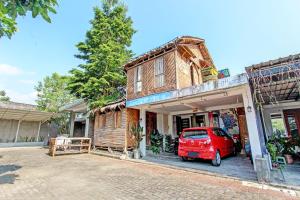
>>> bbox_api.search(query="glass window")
[135,65,142,92]
[155,57,165,88]
[270,113,286,136]
[213,128,222,137]
[219,128,231,138]
[183,130,208,139]
[287,115,298,138]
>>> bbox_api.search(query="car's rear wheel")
[181,156,188,161]
[212,150,221,166]
[232,146,237,156]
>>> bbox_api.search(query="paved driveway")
[0,147,298,200]
[144,152,257,181]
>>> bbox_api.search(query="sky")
[0,0,300,104]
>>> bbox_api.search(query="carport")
[127,74,266,171]
[0,102,55,146]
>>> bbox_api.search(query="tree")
[0,0,58,38]
[35,72,75,134]
[68,0,135,108]
[0,90,9,101]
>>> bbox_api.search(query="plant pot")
[284,154,293,164]
[133,149,140,159]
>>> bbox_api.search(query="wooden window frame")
[154,56,165,88]
[134,65,142,93]
[114,111,122,128]
[99,114,106,129]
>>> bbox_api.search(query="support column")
[242,85,263,170]
[157,113,163,133]
[84,112,90,138]
[168,114,174,137]
[14,120,21,143]
[139,108,147,157]
[36,121,42,142]
[157,113,165,151]
[192,113,197,127]
[69,112,75,137]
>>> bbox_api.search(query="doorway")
[284,109,300,139]
[146,112,157,145]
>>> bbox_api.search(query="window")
[99,115,106,128]
[271,113,286,136]
[213,128,223,137]
[286,115,298,138]
[213,128,230,138]
[183,129,208,139]
[134,65,142,93]
[155,57,165,87]
[114,111,122,128]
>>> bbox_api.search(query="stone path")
[0,147,298,200]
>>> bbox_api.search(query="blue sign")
[126,90,177,107]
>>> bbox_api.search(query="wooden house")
[123,35,264,169]
[124,36,220,145]
[93,100,139,151]
[124,36,217,101]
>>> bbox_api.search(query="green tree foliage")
[0,0,58,38]
[68,0,135,108]
[0,90,10,101]
[35,72,75,134]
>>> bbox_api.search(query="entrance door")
[284,109,300,139]
[146,112,157,145]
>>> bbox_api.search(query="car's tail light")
[204,138,211,145]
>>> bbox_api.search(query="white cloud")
[0,64,22,75]
[6,90,37,105]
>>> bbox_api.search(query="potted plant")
[130,123,144,159]
[283,139,294,164]
[150,129,163,154]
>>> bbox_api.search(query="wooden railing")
[49,137,91,157]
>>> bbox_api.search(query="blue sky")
[0,0,300,104]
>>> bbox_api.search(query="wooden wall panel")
[126,51,177,100]
[176,51,192,88]
[94,109,129,150]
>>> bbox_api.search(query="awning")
[246,54,300,105]
[59,99,87,113]
[94,99,125,114]
[0,102,55,122]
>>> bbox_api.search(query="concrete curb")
[91,151,300,193]
[91,151,122,160]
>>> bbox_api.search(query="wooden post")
[88,138,91,153]
[124,110,128,154]
[49,138,56,157]
[84,112,90,138]
[36,121,42,142]
[80,138,83,152]
[14,120,21,143]
[69,112,75,137]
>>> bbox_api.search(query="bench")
[49,137,91,157]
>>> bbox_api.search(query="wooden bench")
[49,137,91,157]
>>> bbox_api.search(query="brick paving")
[0,147,298,200]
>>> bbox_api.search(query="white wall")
[262,101,300,137]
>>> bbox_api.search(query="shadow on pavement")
[0,164,22,184]
[0,174,19,184]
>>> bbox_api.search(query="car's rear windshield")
[182,130,208,139]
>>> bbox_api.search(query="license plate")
[188,152,199,158]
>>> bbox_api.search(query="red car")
[178,127,236,166]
